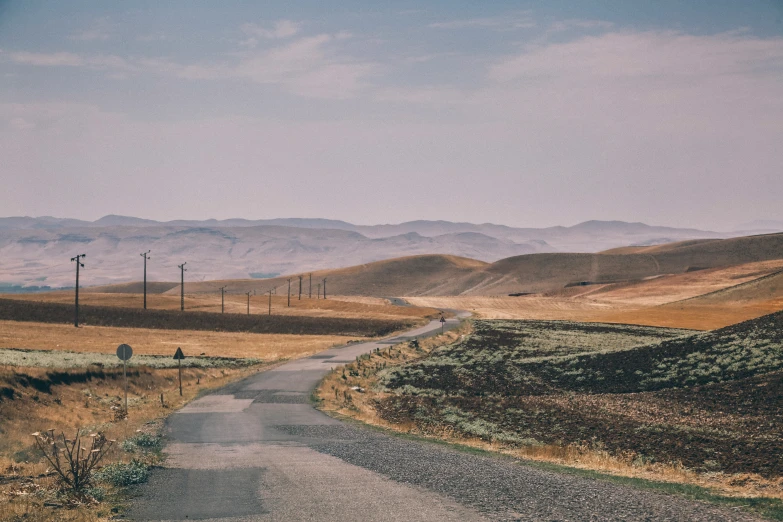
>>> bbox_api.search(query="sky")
[1,1,782,231]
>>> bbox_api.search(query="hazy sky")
[1,1,782,230]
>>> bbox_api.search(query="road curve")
[128,316,759,522]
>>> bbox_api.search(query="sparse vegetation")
[318,314,783,508]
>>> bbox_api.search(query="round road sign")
[116,344,133,361]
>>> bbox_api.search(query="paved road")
[128,316,759,522]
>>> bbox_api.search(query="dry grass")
[315,322,783,502]
[0,320,358,360]
[406,295,619,321]
[7,292,435,321]
[407,261,783,330]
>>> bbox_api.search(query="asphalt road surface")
[127,316,760,522]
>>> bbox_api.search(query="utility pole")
[298,275,303,300]
[70,254,86,327]
[178,262,187,311]
[219,286,227,313]
[268,289,272,315]
[317,283,321,299]
[140,250,150,310]
[323,277,327,299]
[287,278,292,307]
[245,290,253,315]
[309,273,312,298]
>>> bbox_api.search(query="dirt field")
[6,291,435,321]
[407,261,783,330]
[0,320,356,359]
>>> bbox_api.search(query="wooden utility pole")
[317,283,321,299]
[219,286,227,313]
[140,251,150,309]
[178,262,187,311]
[298,275,303,300]
[70,254,86,327]
[287,278,291,307]
[309,273,312,298]
[268,289,272,315]
[246,290,253,315]
[323,278,327,299]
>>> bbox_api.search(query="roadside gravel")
[283,423,761,522]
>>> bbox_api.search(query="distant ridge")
[0,215,769,289]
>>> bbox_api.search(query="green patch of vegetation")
[94,460,150,487]
[121,433,163,454]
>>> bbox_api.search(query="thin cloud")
[69,17,113,41]
[549,19,614,32]
[240,19,301,48]
[429,13,534,30]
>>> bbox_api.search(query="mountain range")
[0,215,771,289]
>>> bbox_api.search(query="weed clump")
[94,460,150,487]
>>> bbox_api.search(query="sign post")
[440,315,446,334]
[174,347,185,396]
[116,344,133,413]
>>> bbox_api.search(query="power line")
[140,250,150,310]
[70,254,86,327]
[178,262,187,311]
[245,289,254,315]
[219,286,227,313]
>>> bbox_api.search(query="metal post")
[178,358,182,396]
[140,251,150,310]
[75,260,80,326]
[123,359,128,412]
[70,254,85,327]
[178,262,187,311]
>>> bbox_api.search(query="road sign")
[116,344,133,414]
[117,344,133,360]
[440,316,446,323]
[174,347,185,396]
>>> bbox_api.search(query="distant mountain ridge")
[0,215,747,289]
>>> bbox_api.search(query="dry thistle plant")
[31,429,115,499]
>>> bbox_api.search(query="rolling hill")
[167,233,783,298]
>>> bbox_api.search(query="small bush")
[95,460,150,487]
[121,433,163,454]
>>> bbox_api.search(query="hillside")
[175,255,488,297]
[84,233,783,300]
[460,233,783,296]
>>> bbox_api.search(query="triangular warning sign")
[173,347,185,360]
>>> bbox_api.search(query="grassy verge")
[0,360,265,521]
[315,320,783,521]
